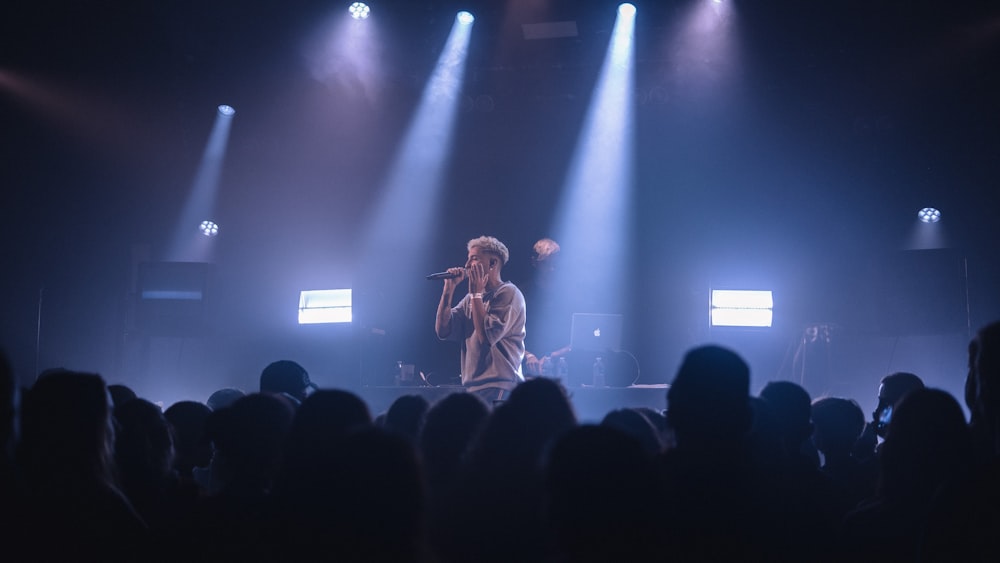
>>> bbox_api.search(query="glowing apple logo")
[593,328,601,337]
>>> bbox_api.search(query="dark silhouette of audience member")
[419,392,490,560]
[206,387,245,411]
[635,406,673,448]
[418,391,489,503]
[0,349,14,475]
[840,387,974,562]
[11,331,996,562]
[108,383,138,411]
[163,400,213,486]
[747,396,783,472]
[811,396,876,507]
[259,360,316,405]
[600,407,664,456]
[285,388,371,445]
[658,345,764,561]
[854,371,925,462]
[759,381,819,467]
[437,377,577,563]
[114,398,177,528]
[204,393,295,498]
[383,393,430,445]
[16,370,147,559]
[544,424,664,562]
[921,321,1000,562]
[188,393,295,559]
[968,321,1000,460]
[271,389,397,560]
[278,425,426,562]
[0,349,16,512]
[757,381,847,560]
[274,389,372,502]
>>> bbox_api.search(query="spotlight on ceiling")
[217,105,235,116]
[457,11,475,25]
[349,2,370,20]
[199,220,220,237]
[618,3,636,17]
[917,207,941,223]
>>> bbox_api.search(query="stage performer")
[435,235,526,405]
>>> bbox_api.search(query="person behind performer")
[435,235,526,405]
[522,237,572,377]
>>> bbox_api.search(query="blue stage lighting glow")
[918,207,941,223]
[349,2,370,20]
[217,105,235,116]
[457,11,475,25]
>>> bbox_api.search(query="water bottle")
[556,357,569,383]
[593,356,606,387]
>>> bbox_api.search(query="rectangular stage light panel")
[711,290,773,327]
[298,289,352,324]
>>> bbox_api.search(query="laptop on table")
[570,313,624,353]
[566,313,627,386]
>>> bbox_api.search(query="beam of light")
[165,107,235,262]
[0,70,74,118]
[303,6,385,105]
[0,69,142,154]
[659,0,740,104]
[905,208,948,250]
[545,4,636,322]
[355,13,474,323]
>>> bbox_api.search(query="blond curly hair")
[467,235,510,266]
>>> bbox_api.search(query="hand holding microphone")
[425,269,465,280]
[426,267,468,293]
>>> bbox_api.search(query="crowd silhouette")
[1,322,999,562]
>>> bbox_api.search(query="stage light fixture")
[457,11,475,25]
[618,3,636,17]
[349,2,370,19]
[199,220,219,237]
[711,290,774,327]
[299,289,353,324]
[217,105,235,116]
[918,207,941,223]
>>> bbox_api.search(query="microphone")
[426,270,464,280]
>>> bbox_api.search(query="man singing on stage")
[435,235,526,405]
